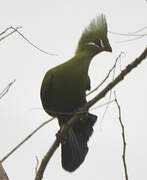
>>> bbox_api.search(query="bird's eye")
[93,39,104,48]
[88,39,104,48]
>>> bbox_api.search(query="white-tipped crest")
[75,14,110,54]
[85,14,107,35]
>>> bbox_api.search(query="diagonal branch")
[0,27,22,42]
[0,26,57,56]
[0,118,54,163]
[10,26,58,56]
[0,163,9,180]
[35,48,147,180]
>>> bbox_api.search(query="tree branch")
[10,26,58,56]
[0,27,21,42]
[1,118,54,163]
[114,92,128,180]
[35,48,147,180]
[0,26,57,56]
[0,163,9,180]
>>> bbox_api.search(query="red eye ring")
[93,39,104,48]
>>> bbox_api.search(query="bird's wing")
[40,71,54,104]
[43,71,54,91]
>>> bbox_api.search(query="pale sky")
[0,0,147,179]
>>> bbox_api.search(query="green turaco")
[40,14,112,172]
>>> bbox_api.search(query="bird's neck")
[74,52,95,73]
[75,51,95,63]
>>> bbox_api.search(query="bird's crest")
[76,14,108,54]
[84,14,107,36]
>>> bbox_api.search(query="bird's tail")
[58,113,97,172]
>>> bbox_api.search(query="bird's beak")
[106,46,112,52]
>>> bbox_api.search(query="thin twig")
[88,52,124,128]
[0,27,22,42]
[109,30,147,43]
[117,36,146,43]
[10,26,58,56]
[35,156,40,175]
[114,92,128,180]
[109,31,147,37]
[35,48,147,180]
[0,26,57,56]
[0,27,13,36]
[101,61,116,116]
[0,118,54,163]
[128,25,147,34]
[0,27,21,41]
[87,52,124,96]
[0,80,16,100]
[85,48,147,109]
[90,99,115,111]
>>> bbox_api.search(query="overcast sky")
[0,0,147,179]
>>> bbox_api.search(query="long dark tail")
[58,113,97,172]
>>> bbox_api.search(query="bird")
[40,14,112,172]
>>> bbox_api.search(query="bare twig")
[0,80,16,100]
[109,31,147,37]
[90,99,115,111]
[109,30,147,43]
[100,52,122,124]
[114,92,128,180]
[35,156,40,175]
[85,48,147,109]
[0,27,13,36]
[35,48,147,180]
[0,27,22,42]
[10,26,57,56]
[128,25,147,34]
[109,26,147,43]
[87,52,124,96]
[0,26,57,56]
[117,36,146,43]
[0,118,54,163]
[88,52,124,128]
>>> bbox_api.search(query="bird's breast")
[42,72,87,115]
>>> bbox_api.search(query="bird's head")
[75,15,112,57]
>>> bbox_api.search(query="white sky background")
[0,0,147,179]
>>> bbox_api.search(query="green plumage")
[40,14,112,172]
[41,53,91,114]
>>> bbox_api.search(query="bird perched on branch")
[40,14,112,172]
